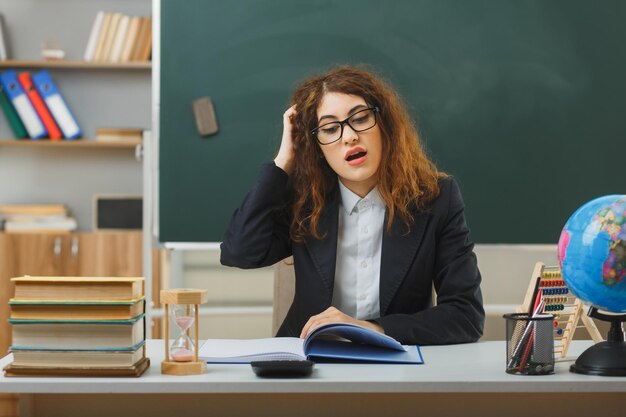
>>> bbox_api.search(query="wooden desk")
[1,340,624,417]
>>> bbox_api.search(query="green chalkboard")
[160,0,626,244]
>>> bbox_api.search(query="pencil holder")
[504,313,554,375]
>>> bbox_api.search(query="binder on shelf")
[84,11,105,62]
[0,82,28,138]
[0,70,47,139]
[17,72,62,140]
[32,70,82,140]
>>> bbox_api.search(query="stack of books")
[84,12,152,63]
[0,204,77,233]
[3,276,149,377]
[0,69,82,140]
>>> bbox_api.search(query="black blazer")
[220,163,484,345]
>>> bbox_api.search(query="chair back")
[272,257,296,335]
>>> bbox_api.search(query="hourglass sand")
[160,289,208,375]
[170,304,196,362]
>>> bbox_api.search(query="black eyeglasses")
[311,107,379,145]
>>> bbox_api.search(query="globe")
[557,195,626,313]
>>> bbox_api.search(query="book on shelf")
[129,17,147,61]
[0,70,47,139]
[92,12,113,62]
[0,13,9,61]
[137,16,152,61]
[95,127,143,143]
[0,81,28,138]
[32,70,82,139]
[0,204,71,231]
[9,315,145,350]
[85,12,151,63]
[0,204,68,216]
[9,298,145,321]
[3,356,150,377]
[3,216,77,233]
[109,15,130,63]
[120,16,141,62]
[17,71,62,140]
[131,17,152,61]
[9,343,146,368]
[198,322,424,364]
[40,41,65,61]
[83,11,105,62]
[11,276,145,302]
[4,213,70,222]
[101,12,122,62]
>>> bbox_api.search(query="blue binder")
[32,70,82,139]
[0,70,47,139]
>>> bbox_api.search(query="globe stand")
[570,307,626,376]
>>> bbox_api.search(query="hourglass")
[160,289,208,375]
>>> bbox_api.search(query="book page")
[304,322,406,352]
[198,338,305,363]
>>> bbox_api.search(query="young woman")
[220,66,484,345]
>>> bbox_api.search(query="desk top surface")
[1,340,625,394]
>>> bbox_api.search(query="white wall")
[169,244,563,341]
[475,244,558,340]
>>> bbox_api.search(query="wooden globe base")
[161,360,206,375]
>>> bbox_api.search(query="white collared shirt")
[331,181,385,320]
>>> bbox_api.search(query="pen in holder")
[504,313,555,375]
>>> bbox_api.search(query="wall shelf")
[0,139,142,149]
[0,60,151,70]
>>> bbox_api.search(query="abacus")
[518,262,603,358]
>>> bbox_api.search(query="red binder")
[17,72,62,140]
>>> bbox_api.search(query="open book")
[198,322,423,364]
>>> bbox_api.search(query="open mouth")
[346,151,367,162]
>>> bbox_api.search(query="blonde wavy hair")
[289,65,445,241]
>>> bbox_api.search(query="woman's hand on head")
[274,105,297,175]
[299,307,385,339]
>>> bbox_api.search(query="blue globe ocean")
[558,195,626,313]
